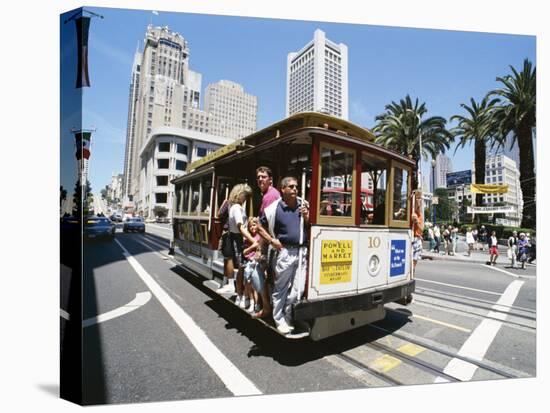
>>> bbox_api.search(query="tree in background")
[450,96,500,209]
[433,188,457,223]
[489,59,536,229]
[373,95,454,189]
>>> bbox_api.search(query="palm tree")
[373,95,454,190]
[488,59,536,228]
[450,96,500,209]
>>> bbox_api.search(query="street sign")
[467,206,515,214]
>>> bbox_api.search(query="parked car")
[84,216,116,241]
[123,217,145,233]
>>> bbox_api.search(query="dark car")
[84,216,116,241]
[123,217,145,233]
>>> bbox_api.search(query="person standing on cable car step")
[253,166,280,319]
[257,176,309,334]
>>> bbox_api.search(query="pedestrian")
[507,231,518,269]
[411,190,424,275]
[217,184,257,311]
[252,166,280,319]
[433,224,441,253]
[479,225,487,251]
[472,227,479,250]
[517,233,530,270]
[451,226,459,255]
[488,230,499,266]
[443,225,453,255]
[465,227,475,256]
[257,176,309,334]
[428,226,435,252]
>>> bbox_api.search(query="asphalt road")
[74,224,537,405]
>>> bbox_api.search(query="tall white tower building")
[204,80,258,139]
[431,153,453,191]
[286,29,348,119]
[123,25,231,217]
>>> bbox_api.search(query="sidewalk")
[421,240,536,267]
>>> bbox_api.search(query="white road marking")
[434,279,524,382]
[482,264,536,279]
[60,309,70,321]
[415,278,501,296]
[83,292,152,328]
[114,238,261,396]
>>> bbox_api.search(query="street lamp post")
[431,159,436,225]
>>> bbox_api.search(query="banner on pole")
[470,184,509,194]
[75,16,91,88]
[74,131,92,160]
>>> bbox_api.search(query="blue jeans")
[243,260,265,293]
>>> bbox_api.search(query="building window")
[197,147,207,157]
[155,193,168,203]
[158,142,170,152]
[157,159,169,169]
[156,176,169,186]
[175,160,187,171]
[176,143,188,155]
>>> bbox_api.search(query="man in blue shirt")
[258,176,309,334]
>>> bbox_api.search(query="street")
[75,224,536,405]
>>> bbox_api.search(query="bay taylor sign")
[467,205,515,214]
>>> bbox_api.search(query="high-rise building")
[204,80,257,139]
[431,153,453,191]
[122,51,141,202]
[478,154,523,226]
[286,29,348,119]
[487,132,520,170]
[123,26,237,218]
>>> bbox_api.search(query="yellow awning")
[470,184,509,194]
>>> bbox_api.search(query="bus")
[170,112,415,340]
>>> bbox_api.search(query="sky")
[59,7,535,194]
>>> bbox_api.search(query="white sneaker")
[235,295,243,307]
[247,301,255,313]
[217,282,235,294]
[284,318,295,331]
[276,319,291,334]
[239,297,247,309]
